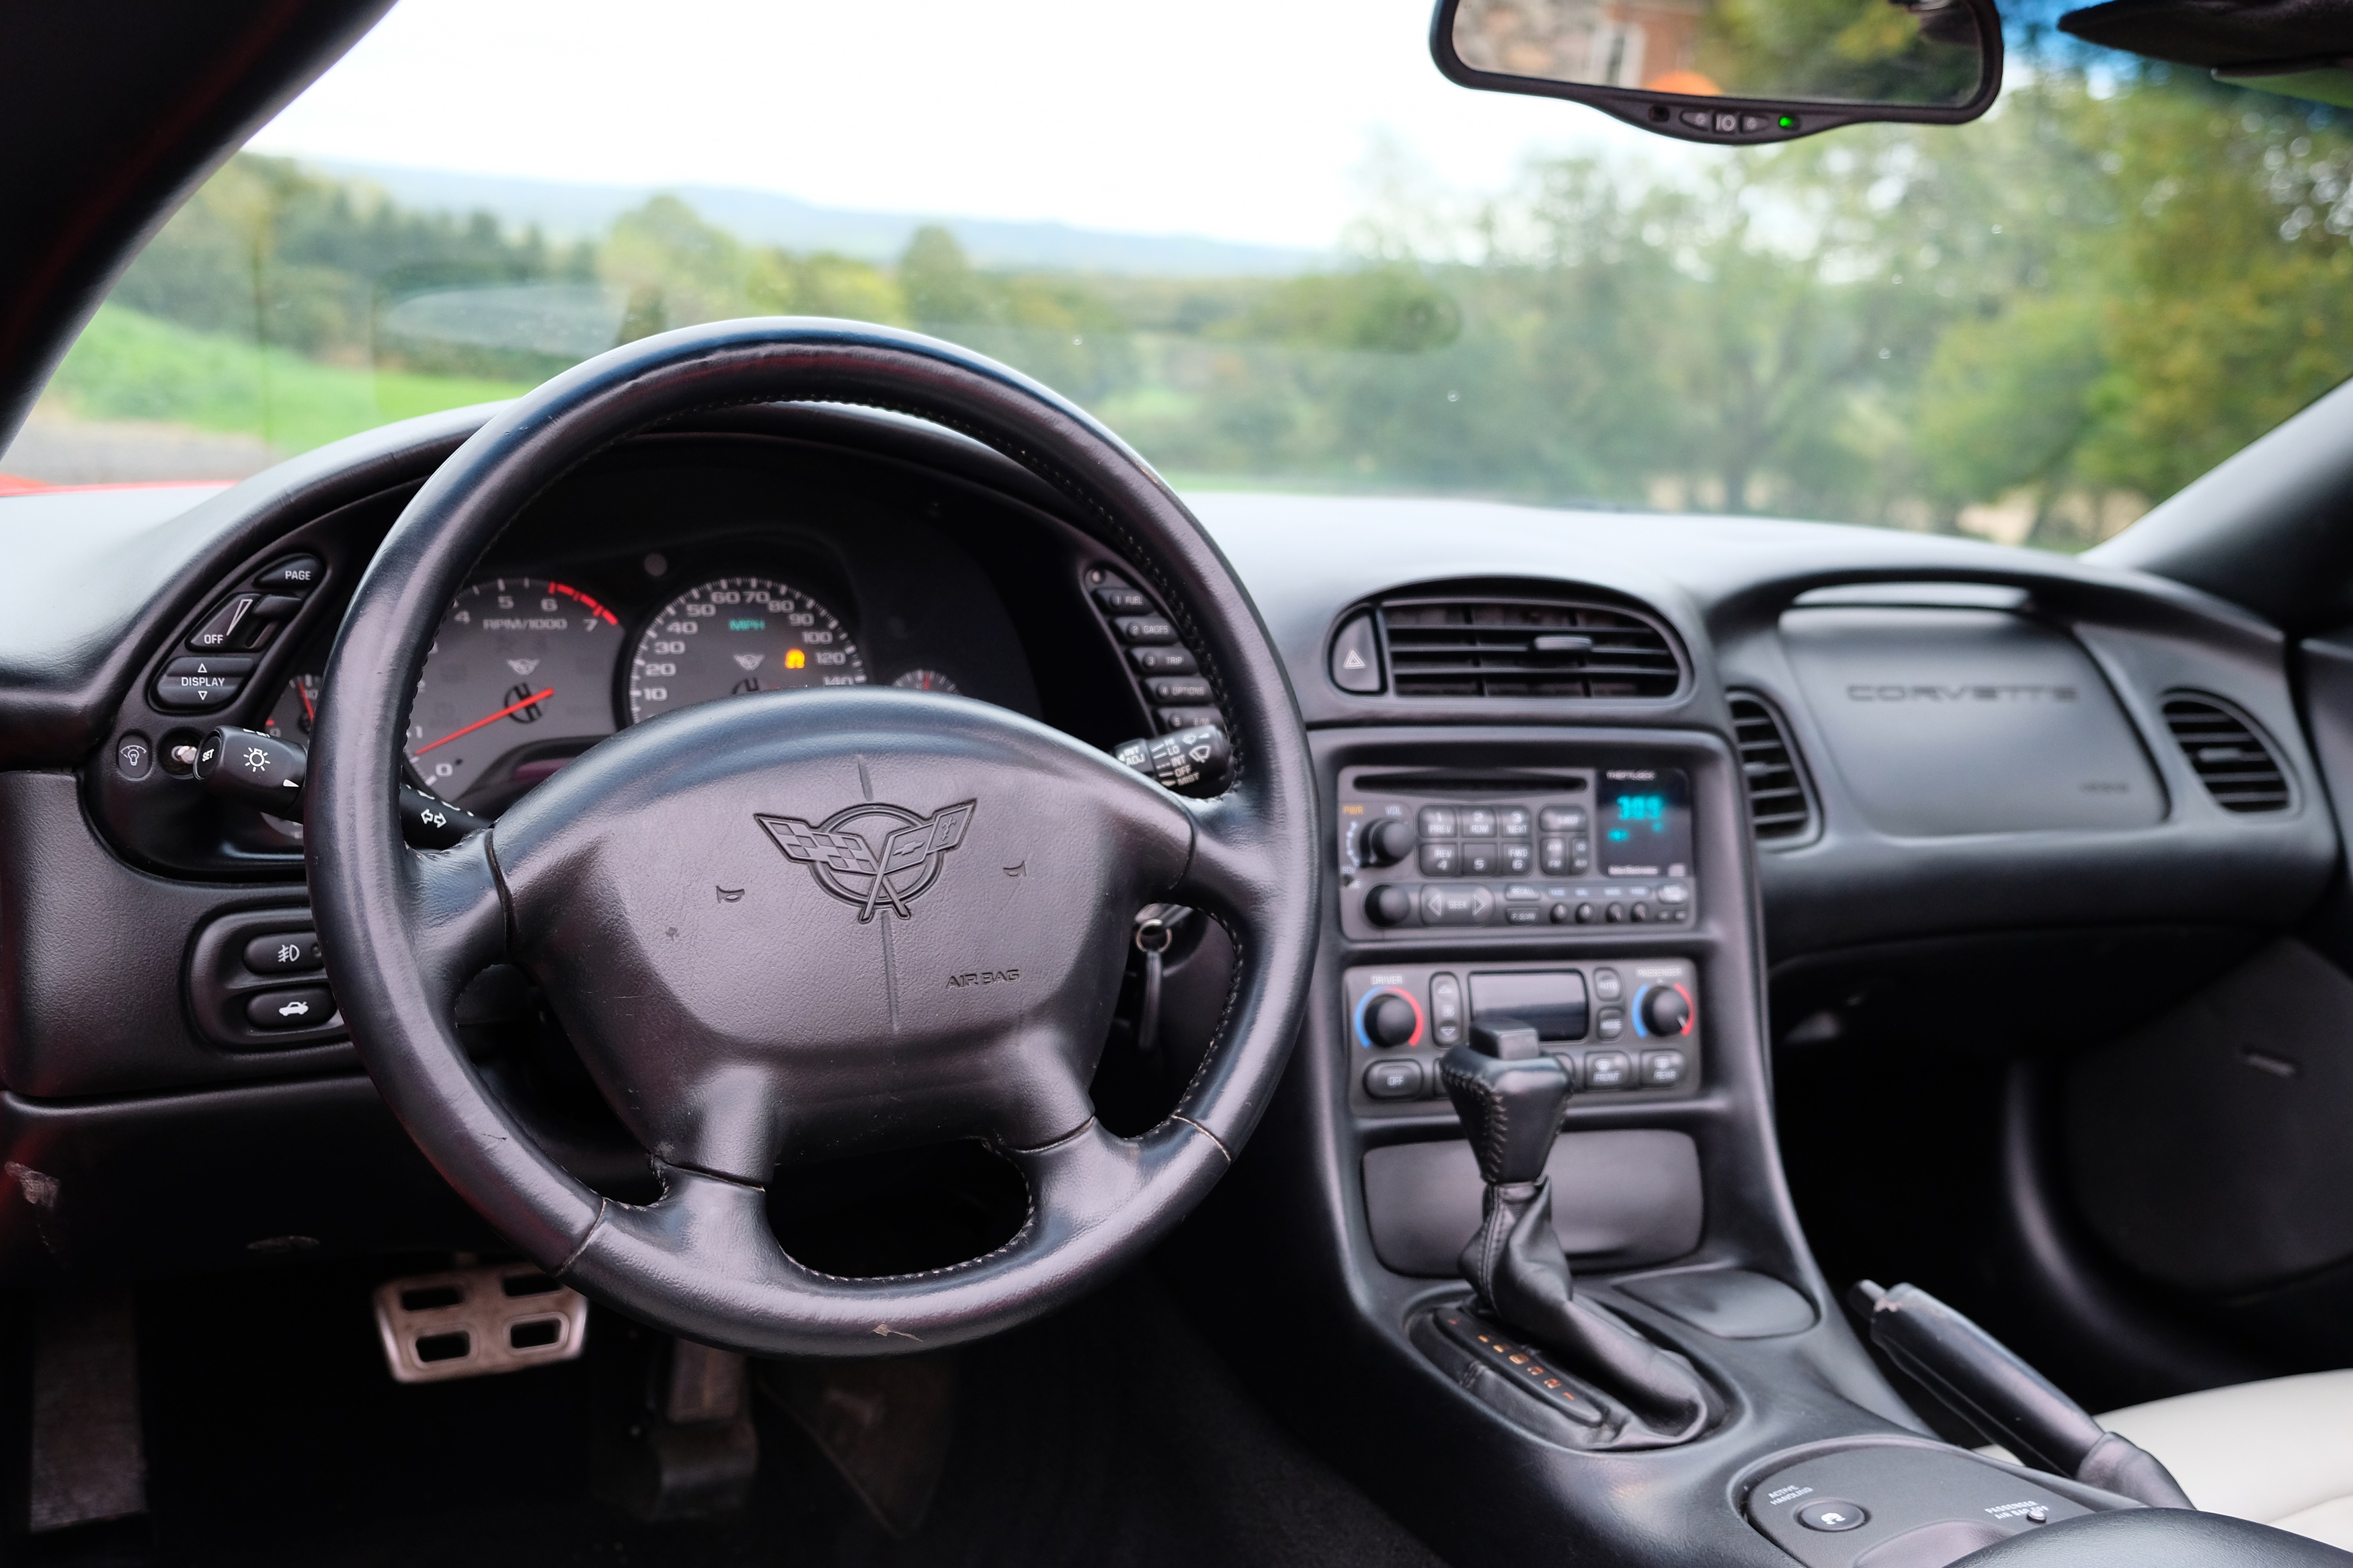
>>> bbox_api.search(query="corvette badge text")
[1845,684,2077,702]
[756,799,977,922]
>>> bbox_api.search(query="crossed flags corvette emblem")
[756,800,977,922]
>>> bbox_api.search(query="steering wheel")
[307,321,1319,1357]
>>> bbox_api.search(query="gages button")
[246,986,335,1031]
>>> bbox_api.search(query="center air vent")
[1380,597,1683,699]
[1727,691,1817,843]
[2161,694,2290,813]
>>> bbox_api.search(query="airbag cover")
[1781,608,2163,837]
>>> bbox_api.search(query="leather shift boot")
[1460,1176,1710,1439]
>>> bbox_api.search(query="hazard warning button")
[1330,612,1384,694]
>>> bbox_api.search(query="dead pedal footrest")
[372,1262,590,1383]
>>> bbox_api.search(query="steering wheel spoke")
[401,830,510,1009]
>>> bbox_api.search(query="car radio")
[1336,765,1696,941]
[1342,957,1700,1111]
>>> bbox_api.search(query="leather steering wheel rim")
[307,319,1319,1356]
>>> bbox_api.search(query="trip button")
[243,932,323,974]
[1129,646,1196,675]
[153,656,255,710]
[246,986,335,1030]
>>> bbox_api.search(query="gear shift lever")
[1440,1021,1711,1440]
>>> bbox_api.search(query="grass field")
[40,304,527,458]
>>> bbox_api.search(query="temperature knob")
[1359,817,1414,867]
[1357,988,1424,1048]
[1638,985,1693,1036]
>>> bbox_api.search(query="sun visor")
[2059,0,2353,68]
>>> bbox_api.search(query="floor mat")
[34,1260,1443,1568]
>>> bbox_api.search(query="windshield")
[5,0,2350,551]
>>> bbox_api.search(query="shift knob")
[1441,1020,1572,1186]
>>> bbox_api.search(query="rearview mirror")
[1431,0,2002,142]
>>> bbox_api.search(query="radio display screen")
[1599,767,1693,878]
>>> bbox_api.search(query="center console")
[1179,718,2146,1568]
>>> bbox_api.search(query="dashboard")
[0,395,2339,1304]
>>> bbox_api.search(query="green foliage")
[112,154,589,366]
[43,302,524,454]
[35,80,2353,542]
[1698,0,1986,106]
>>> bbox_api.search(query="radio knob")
[1365,992,1420,1047]
[1640,986,1692,1036]
[1360,817,1414,867]
[1365,884,1416,927]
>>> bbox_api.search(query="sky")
[248,0,1676,251]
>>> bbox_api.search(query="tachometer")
[627,575,865,723]
[406,577,622,800]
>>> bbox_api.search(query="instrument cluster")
[404,560,957,811]
[256,556,973,821]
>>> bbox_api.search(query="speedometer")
[627,576,865,723]
[406,577,622,801]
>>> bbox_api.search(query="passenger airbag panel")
[1781,608,2164,835]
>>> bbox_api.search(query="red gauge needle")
[413,688,553,756]
[296,681,317,724]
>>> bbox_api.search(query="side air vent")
[1728,690,1818,843]
[2161,694,2291,813]
[1380,597,1684,699]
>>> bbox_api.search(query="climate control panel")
[1337,765,1696,941]
[1344,957,1700,1112]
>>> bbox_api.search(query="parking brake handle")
[1849,1280,2194,1509]
[196,725,486,848]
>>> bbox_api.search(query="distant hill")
[313,162,1328,277]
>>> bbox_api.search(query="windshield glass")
[5,0,2349,550]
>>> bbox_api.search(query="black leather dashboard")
[0,400,2340,1278]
